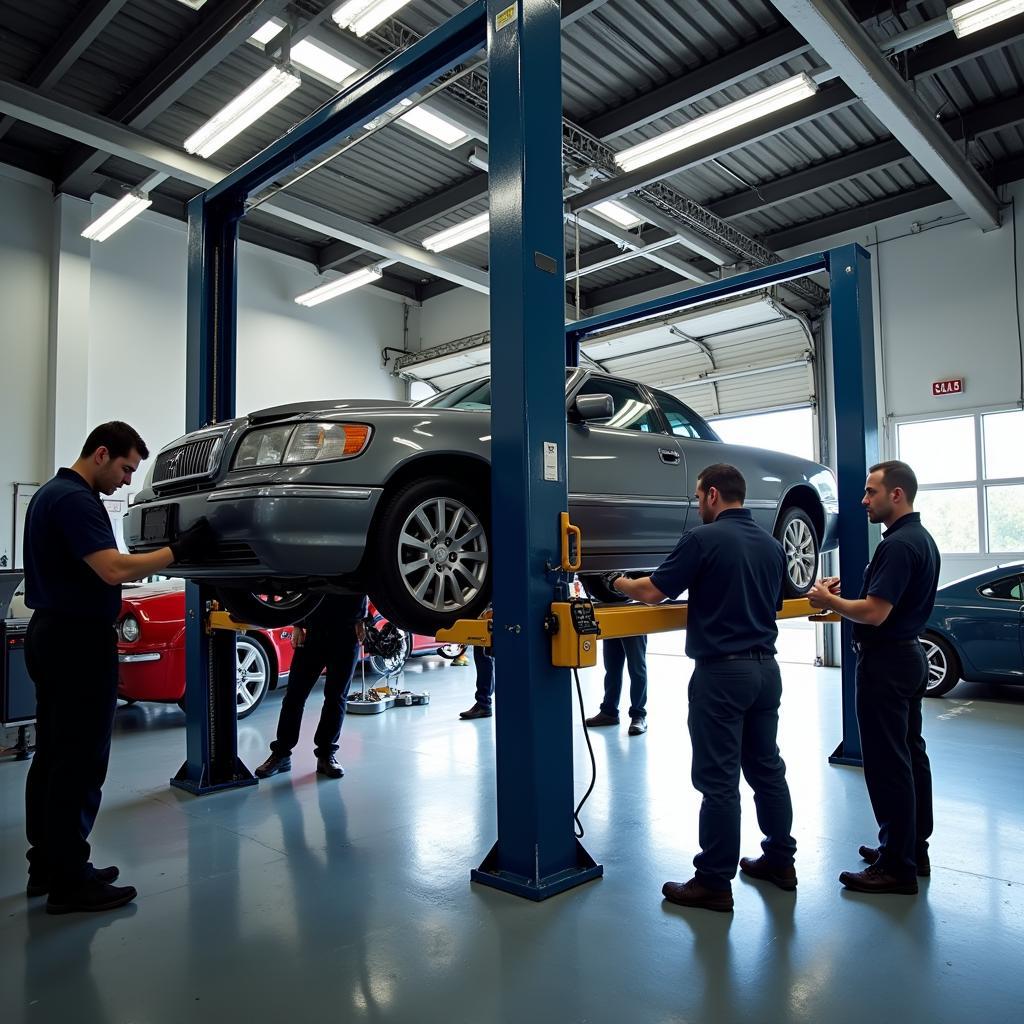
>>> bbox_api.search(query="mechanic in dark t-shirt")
[809,460,940,896]
[23,421,213,915]
[609,463,797,913]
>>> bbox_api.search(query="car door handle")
[658,448,681,465]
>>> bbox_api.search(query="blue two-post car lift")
[174,0,876,898]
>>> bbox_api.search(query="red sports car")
[116,580,449,719]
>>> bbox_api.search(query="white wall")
[418,287,490,348]
[0,174,407,557]
[0,171,51,568]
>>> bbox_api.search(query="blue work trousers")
[687,657,796,890]
[600,635,648,720]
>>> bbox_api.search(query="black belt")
[852,639,922,653]
[696,650,775,666]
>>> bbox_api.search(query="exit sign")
[932,378,964,397]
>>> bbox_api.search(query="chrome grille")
[153,436,222,484]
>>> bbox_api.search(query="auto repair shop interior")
[0,1,1022,1021]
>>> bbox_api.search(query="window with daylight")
[895,409,1024,555]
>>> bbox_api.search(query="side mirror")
[574,394,614,422]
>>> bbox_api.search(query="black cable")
[572,666,598,839]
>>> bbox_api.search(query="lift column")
[471,0,601,899]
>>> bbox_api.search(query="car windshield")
[416,370,577,411]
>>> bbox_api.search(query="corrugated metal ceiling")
[0,0,1022,308]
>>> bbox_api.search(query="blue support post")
[171,5,488,795]
[826,244,878,767]
[471,0,601,899]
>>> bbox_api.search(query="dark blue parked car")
[921,562,1024,697]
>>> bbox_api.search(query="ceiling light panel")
[295,265,383,306]
[82,192,152,242]
[592,200,646,229]
[422,212,489,252]
[949,0,1024,37]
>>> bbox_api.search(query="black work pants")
[855,643,933,880]
[600,635,648,720]
[270,628,359,758]
[24,610,119,889]
[473,645,495,707]
[687,657,796,890]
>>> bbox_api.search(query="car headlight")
[233,426,295,469]
[284,422,372,464]
[119,615,140,643]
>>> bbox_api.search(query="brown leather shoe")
[859,844,930,877]
[839,863,918,895]
[739,855,797,891]
[585,711,619,727]
[459,704,492,720]
[662,878,734,913]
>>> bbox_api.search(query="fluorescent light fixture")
[81,192,152,242]
[398,100,470,147]
[295,265,383,306]
[184,64,301,158]
[467,147,489,171]
[176,0,208,9]
[592,200,646,230]
[421,212,489,252]
[949,0,1024,37]
[614,73,819,174]
[333,0,413,37]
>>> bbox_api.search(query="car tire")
[370,476,491,635]
[174,634,274,719]
[921,632,961,697]
[215,588,322,629]
[235,634,272,719]
[774,507,820,598]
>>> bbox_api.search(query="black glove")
[602,571,624,595]
[170,517,217,563]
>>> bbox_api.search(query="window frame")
[976,575,1024,603]
[893,406,1024,557]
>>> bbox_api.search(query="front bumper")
[124,483,384,579]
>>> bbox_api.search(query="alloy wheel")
[783,516,816,590]
[236,637,269,714]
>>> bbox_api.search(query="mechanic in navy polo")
[23,421,213,915]
[809,460,940,896]
[608,463,797,913]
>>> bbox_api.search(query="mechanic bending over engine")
[255,593,368,781]
[23,421,216,915]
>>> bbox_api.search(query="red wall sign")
[932,378,964,397]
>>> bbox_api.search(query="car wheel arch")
[774,484,824,543]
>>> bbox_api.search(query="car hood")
[122,580,185,603]
[248,398,413,424]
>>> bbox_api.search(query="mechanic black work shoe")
[662,878,734,913]
[739,855,797,891]
[585,711,619,728]
[839,863,918,895]
[316,754,345,779]
[46,880,137,915]
[255,753,292,778]
[859,844,931,877]
[28,864,120,898]
[459,704,493,720]
[628,716,647,736]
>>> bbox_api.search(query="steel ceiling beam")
[57,0,291,197]
[560,0,612,26]
[582,27,812,141]
[709,91,1024,220]
[765,183,948,249]
[0,77,489,294]
[0,0,129,145]
[768,0,1001,231]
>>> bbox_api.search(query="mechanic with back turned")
[23,422,214,915]
[608,463,797,913]
[255,592,368,780]
[808,460,939,895]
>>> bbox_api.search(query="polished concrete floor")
[1,627,1022,1024]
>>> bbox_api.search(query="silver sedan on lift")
[124,368,838,634]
